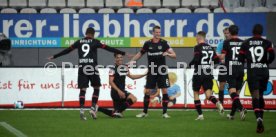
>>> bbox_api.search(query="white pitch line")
[0,122,28,137]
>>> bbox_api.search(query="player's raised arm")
[127,42,148,65]
[48,41,78,60]
[97,41,125,55]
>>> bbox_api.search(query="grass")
[0,109,275,137]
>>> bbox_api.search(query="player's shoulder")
[160,38,168,43]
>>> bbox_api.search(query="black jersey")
[189,43,219,75]
[53,37,125,67]
[109,65,128,91]
[140,39,170,67]
[222,38,244,70]
[239,36,275,70]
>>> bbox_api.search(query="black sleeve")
[189,46,201,67]
[97,41,125,55]
[53,40,78,58]
[212,48,220,64]
[163,41,171,52]
[238,41,247,63]
[140,42,149,54]
[267,41,275,64]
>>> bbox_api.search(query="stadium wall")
[1,68,276,109]
[1,13,276,67]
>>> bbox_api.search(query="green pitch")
[0,110,275,137]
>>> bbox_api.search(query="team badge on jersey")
[158,46,162,50]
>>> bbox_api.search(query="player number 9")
[82,44,90,57]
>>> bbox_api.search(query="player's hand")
[126,53,135,59]
[118,91,126,99]
[47,56,54,60]
[126,60,136,68]
[162,52,169,56]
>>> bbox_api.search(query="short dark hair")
[229,25,239,35]
[85,27,95,35]
[252,24,263,35]
[152,25,161,32]
[223,27,229,32]
[197,31,206,39]
[114,53,124,57]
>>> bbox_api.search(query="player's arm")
[98,42,125,55]
[189,46,201,67]
[238,42,247,63]
[127,70,148,80]
[212,50,220,64]
[163,48,176,59]
[267,42,275,64]
[109,70,126,99]
[128,42,148,64]
[220,41,228,62]
[48,42,78,60]
[216,42,224,61]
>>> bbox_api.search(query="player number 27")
[249,46,264,62]
[201,51,214,64]
[82,44,90,57]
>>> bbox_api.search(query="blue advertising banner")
[0,13,266,47]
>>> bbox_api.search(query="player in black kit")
[48,27,126,120]
[221,25,247,120]
[189,31,223,120]
[97,53,147,118]
[128,26,176,118]
[239,24,275,133]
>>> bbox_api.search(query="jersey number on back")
[249,46,264,62]
[82,44,90,57]
[201,51,214,64]
[231,47,240,60]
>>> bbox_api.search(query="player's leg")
[118,92,137,112]
[137,75,157,118]
[227,76,243,118]
[218,71,227,105]
[89,73,102,119]
[259,76,268,120]
[158,74,170,118]
[236,74,247,120]
[193,76,204,120]
[248,78,263,133]
[78,73,90,120]
[98,107,114,117]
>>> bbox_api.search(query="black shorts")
[218,65,227,82]
[226,70,244,90]
[77,68,101,88]
[247,69,269,92]
[111,90,131,111]
[192,75,213,91]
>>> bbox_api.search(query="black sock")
[162,94,169,114]
[259,97,265,119]
[252,98,261,119]
[219,90,224,105]
[119,99,134,112]
[79,90,86,108]
[208,96,218,104]
[230,92,243,111]
[143,95,150,113]
[194,100,202,115]
[98,107,114,117]
[92,88,100,107]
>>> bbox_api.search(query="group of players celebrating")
[48,23,274,133]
